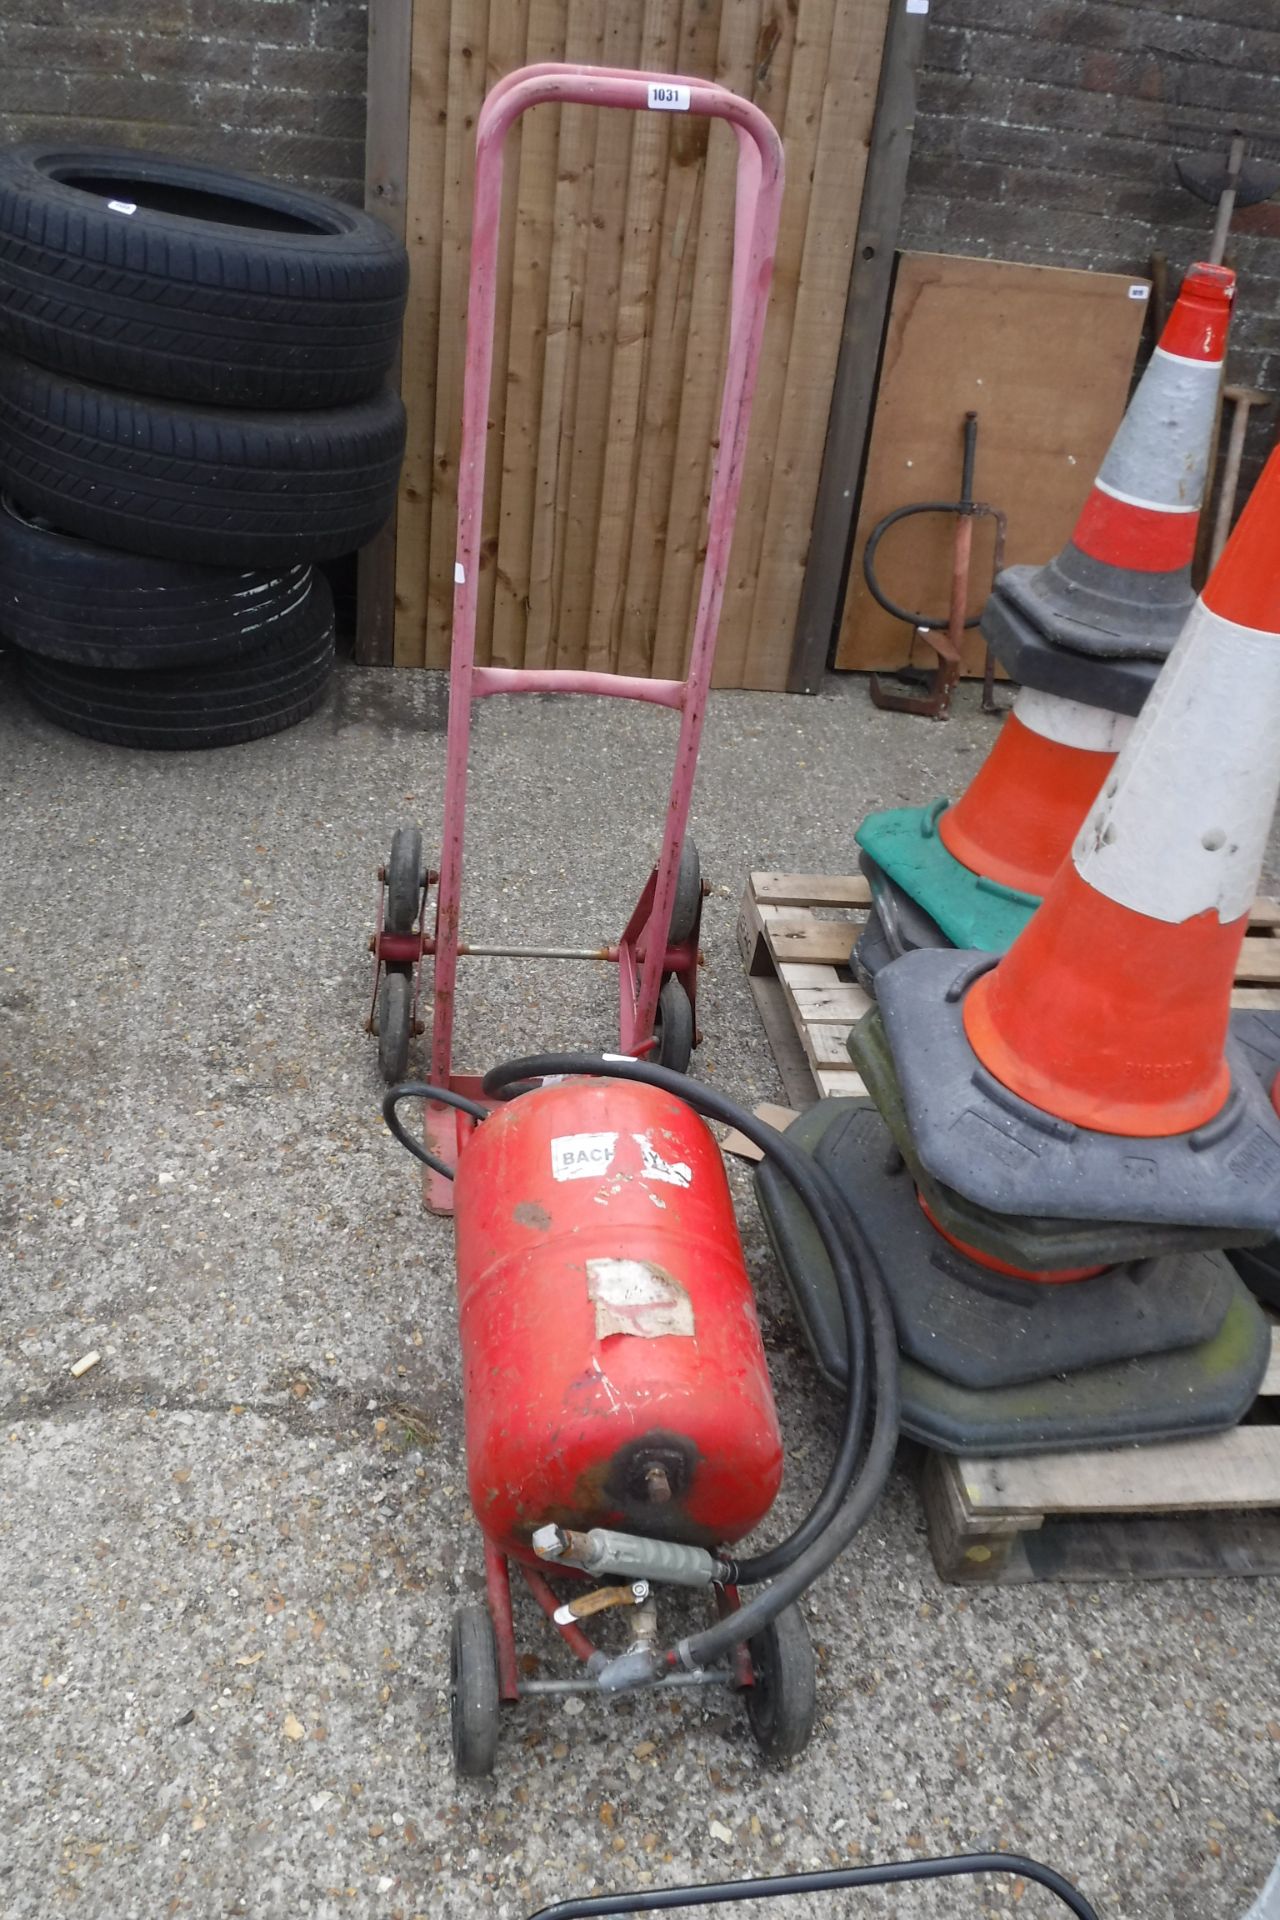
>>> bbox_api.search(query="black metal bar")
[527,1851,1100,1920]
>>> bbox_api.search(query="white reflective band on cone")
[1096,350,1223,512]
[1014,686,1134,754]
[1072,601,1280,926]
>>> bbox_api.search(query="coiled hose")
[383,1054,900,1684]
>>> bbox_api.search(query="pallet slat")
[752,872,872,907]
[741,870,1280,1113]
[956,1394,1280,1519]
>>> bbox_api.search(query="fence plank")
[424,0,492,668]
[489,0,569,670]
[474,0,534,667]
[523,0,607,669]
[649,0,763,680]
[586,0,684,673]
[555,1,646,667]
[392,0,454,666]
[741,0,889,690]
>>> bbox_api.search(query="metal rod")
[527,1853,1102,1920]
[485,1542,521,1704]
[1209,132,1246,265]
[460,942,616,962]
[518,1671,735,1695]
[1209,387,1271,570]
[471,665,687,709]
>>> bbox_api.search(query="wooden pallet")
[921,1326,1280,1585]
[737,870,1280,1108]
[737,869,1280,1585]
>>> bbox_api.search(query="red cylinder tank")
[452,1076,783,1566]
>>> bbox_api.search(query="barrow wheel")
[654,975,694,1074]
[668,836,703,945]
[744,1603,817,1765]
[377,969,412,1083]
[385,825,424,933]
[450,1605,501,1778]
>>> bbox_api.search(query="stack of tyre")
[0,146,408,749]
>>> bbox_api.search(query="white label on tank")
[905,0,929,13]
[1128,283,1149,300]
[648,82,691,110]
[633,1133,692,1187]
[550,1131,617,1180]
[107,200,137,214]
[587,1258,694,1339]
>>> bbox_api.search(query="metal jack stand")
[865,411,1007,720]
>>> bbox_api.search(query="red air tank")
[452,1077,783,1565]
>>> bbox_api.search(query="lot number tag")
[648,83,690,111]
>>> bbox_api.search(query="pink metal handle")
[431,64,785,1088]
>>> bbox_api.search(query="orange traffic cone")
[984,260,1236,675]
[874,443,1280,1236]
[967,443,1280,1137]
[935,688,1130,898]
[854,264,1236,959]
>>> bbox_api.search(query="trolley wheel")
[377,969,413,1083]
[385,825,424,934]
[744,1603,817,1765]
[450,1604,501,1778]
[668,836,703,945]
[654,975,694,1074]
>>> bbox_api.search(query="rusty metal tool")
[1208,385,1272,569]
[1176,133,1280,265]
[865,411,1007,721]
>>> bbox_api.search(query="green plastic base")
[849,1006,1268,1266]
[895,1287,1269,1456]
[753,1106,1272,1457]
[854,801,1038,953]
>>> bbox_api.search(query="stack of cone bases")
[854,264,1236,974]
[758,440,1279,1456]
[1226,1011,1280,1312]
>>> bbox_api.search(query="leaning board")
[835,253,1149,677]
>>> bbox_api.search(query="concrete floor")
[1,657,1278,1920]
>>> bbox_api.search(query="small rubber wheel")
[744,1604,817,1765]
[654,975,694,1074]
[377,970,412,1083]
[385,826,423,934]
[450,1605,501,1778]
[668,837,703,945]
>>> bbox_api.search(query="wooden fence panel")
[391,0,891,687]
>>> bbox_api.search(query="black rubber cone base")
[850,1007,1269,1265]
[990,554,1195,662]
[1231,1009,1280,1096]
[876,949,1280,1236]
[1227,1010,1280,1307]
[852,853,953,994]
[898,1285,1270,1456]
[755,1099,1236,1393]
[981,591,1159,717]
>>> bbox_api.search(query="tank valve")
[532,1523,730,1590]
[644,1463,672,1505]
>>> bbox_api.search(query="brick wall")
[901,0,1280,490]
[0,0,367,205]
